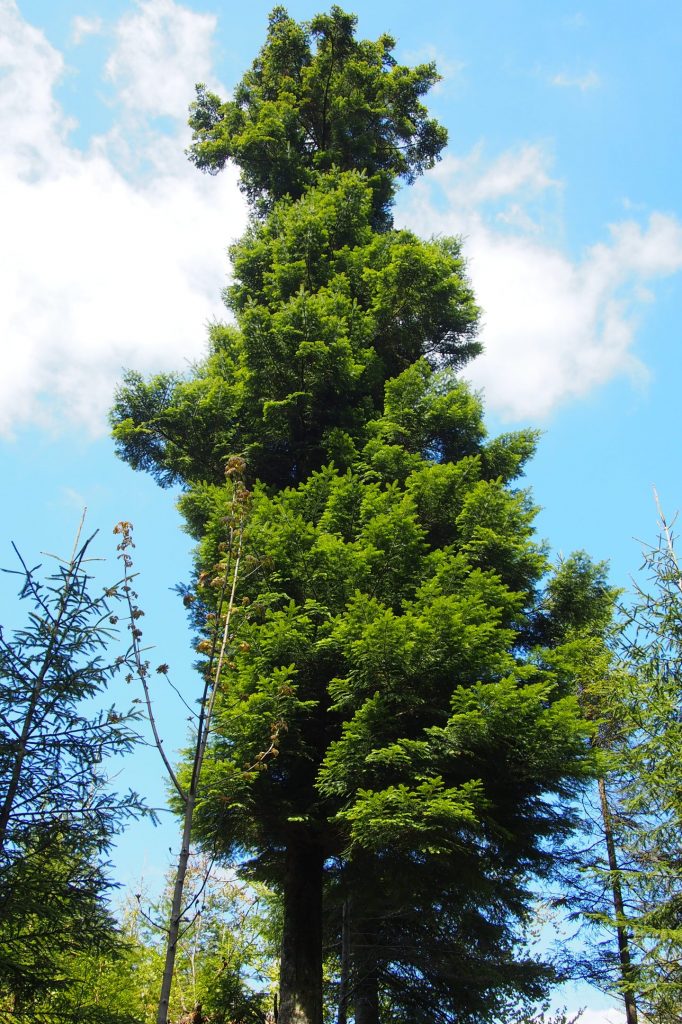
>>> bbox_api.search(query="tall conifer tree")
[112,9,605,1022]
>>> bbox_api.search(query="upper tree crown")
[187,5,448,226]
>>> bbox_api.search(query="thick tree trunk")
[337,898,351,1024]
[353,919,379,1024]
[278,839,324,1024]
[598,777,638,1024]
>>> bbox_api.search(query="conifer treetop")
[188,5,448,223]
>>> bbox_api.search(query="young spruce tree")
[0,524,144,1022]
[112,8,604,1023]
[563,507,682,1024]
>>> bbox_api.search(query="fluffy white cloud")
[1,0,681,437]
[0,0,246,438]
[0,0,72,177]
[399,146,682,421]
[105,0,218,117]
[438,144,560,206]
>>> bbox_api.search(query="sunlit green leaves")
[188,6,447,222]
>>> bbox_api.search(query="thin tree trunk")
[0,672,47,851]
[278,839,324,1024]
[0,523,90,853]
[117,470,247,1024]
[157,791,196,1024]
[598,777,638,1024]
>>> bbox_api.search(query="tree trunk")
[353,919,379,1024]
[278,839,324,1024]
[157,791,195,1024]
[337,898,350,1024]
[598,777,638,1024]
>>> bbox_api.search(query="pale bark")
[598,777,638,1024]
[157,792,196,1024]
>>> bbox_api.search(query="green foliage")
[0,830,137,1024]
[188,6,447,223]
[110,8,614,1020]
[600,509,682,1021]
[0,529,145,1021]
[179,363,598,1018]
[543,535,682,1022]
[123,858,278,1024]
[324,848,557,1024]
[112,175,479,492]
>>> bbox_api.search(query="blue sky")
[2,1,681,1019]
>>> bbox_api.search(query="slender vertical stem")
[157,790,196,1024]
[128,605,185,803]
[156,484,246,1024]
[597,777,638,1024]
[654,489,682,596]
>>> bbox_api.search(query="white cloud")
[399,147,682,421]
[552,70,601,91]
[606,212,682,276]
[0,0,246,438]
[0,1,74,178]
[400,43,466,93]
[495,203,542,234]
[435,144,560,205]
[105,0,218,117]
[576,1010,621,1024]
[71,15,103,45]
[1,1,680,437]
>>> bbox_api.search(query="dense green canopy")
[111,8,608,1022]
[188,5,447,224]
[112,171,480,491]
[182,364,596,1021]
